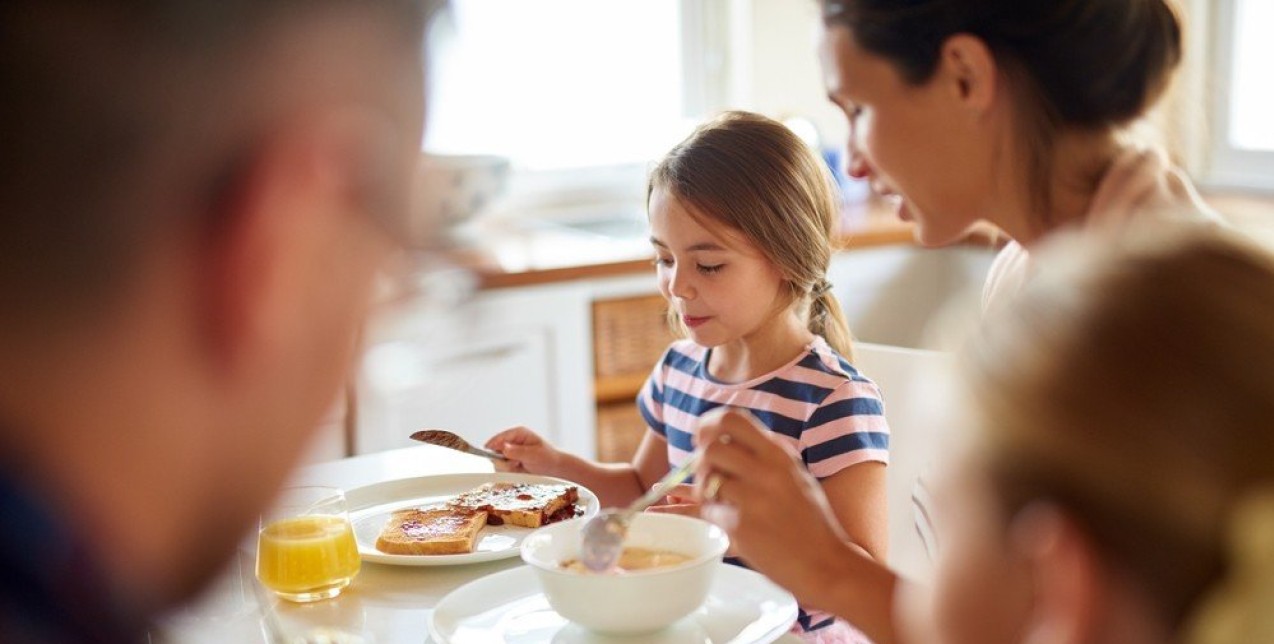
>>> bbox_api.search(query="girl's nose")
[667,267,694,301]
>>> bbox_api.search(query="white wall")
[725,0,849,149]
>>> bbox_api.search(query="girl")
[486,111,890,642]
[699,225,1274,644]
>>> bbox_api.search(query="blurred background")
[308,0,1274,474]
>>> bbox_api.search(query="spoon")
[410,429,508,461]
[578,448,703,572]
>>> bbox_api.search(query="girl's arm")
[486,425,670,507]
[815,461,899,641]
[820,461,889,562]
[697,409,906,644]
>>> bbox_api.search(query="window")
[424,1,726,208]
[1209,0,1274,190]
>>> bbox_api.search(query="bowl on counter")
[519,513,729,634]
[410,153,510,241]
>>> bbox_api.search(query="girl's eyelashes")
[651,257,724,275]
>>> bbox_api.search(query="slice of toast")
[375,507,488,555]
[449,482,580,528]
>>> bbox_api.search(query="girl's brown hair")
[647,111,854,359]
[964,224,1274,629]
[821,0,1184,219]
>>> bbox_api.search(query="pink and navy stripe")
[636,337,888,637]
[638,338,889,478]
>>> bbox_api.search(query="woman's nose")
[845,143,871,180]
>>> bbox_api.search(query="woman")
[816,0,1215,306]
[698,226,1274,644]
[694,0,1222,641]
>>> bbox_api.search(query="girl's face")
[818,25,999,247]
[648,188,789,348]
[903,455,1033,644]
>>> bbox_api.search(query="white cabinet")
[354,281,596,458]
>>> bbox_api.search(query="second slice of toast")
[449,482,580,528]
[375,507,488,555]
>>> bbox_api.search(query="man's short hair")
[0,0,432,330]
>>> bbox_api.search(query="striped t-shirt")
[637,337,889,638]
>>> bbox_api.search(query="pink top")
[982,147,1221,311]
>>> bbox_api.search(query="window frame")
[1206,0,1274,192]
[425,0,733,216]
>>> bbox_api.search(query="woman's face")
[901,455,1034,644]
[818,25,999,247]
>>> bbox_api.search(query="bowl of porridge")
[519,512,729,633]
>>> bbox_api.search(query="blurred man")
[0,1,436,640]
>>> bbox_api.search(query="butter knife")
[410,429,509,461]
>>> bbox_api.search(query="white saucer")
[429,563,798,643]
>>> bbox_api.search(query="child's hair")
[964,224,1274,636]
[821,0,1184,217]
[647,111,854,359]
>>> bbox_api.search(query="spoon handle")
[624,449,703,519]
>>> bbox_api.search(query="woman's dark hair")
[822,0,1183,213]
[0,0,437,330]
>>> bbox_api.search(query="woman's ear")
[1009,502,1101,644]
[937,33,998,113]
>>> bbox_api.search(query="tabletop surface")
[155,445,801,643]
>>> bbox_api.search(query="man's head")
[0,0,436,608]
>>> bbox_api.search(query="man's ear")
[937,33,999,113]
[1009,502,1102,644]
[198,115,355,380]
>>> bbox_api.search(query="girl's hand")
[645,483,700,516]
[645,483,740,557]
[694,408,849,597]
[484,426,564,475]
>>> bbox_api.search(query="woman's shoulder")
[1088,146,1221,229]
[982,240,1031,313]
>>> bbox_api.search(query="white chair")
[852,342,953,584]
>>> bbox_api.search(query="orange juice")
[257,515,360,601]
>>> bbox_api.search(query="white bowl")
[520,513,729,634]
[411,153,510,233]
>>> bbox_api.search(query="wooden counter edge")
[475,219,1006,291]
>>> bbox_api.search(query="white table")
[157,445,800,643]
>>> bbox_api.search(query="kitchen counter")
[437,189,1274,292]
[446,199,945,290]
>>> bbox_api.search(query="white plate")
[429,564,798,643]
[347,473,599,566]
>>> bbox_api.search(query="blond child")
[487,111,889,642]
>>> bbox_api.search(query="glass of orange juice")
[256,486,361,603]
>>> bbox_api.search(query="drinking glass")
[256,486,361,603]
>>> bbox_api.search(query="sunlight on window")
[424,1,692,170]
[1230,0,1274,151]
